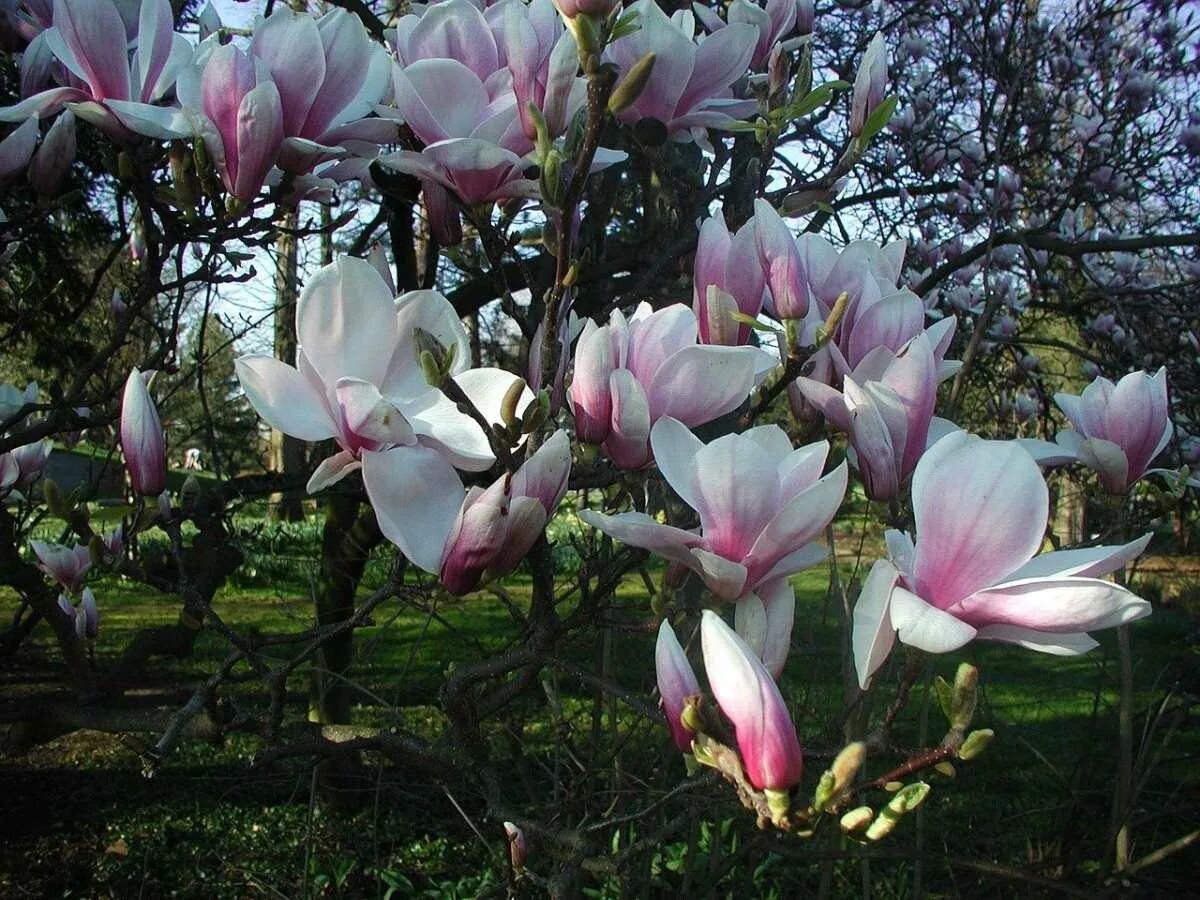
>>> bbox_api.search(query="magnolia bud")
[840,806,873,835]
[501,378,528,428]
[958,728,994,761]
[504,822,527,871]
[120,368,167,497]
[608,53,656,115]
[950,662,978,731]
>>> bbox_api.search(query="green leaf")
[859,94,899,146]
[788,79,852,119]
[730,312,783,334]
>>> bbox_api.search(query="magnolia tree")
[0,0,1196,892]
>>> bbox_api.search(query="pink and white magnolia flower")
[694,200,807,343]
[849,32,887,138]
[235,256,530,571]
[438,429,571,594]
[1051,368,1172,495]
[76,586,98,639]
[0,453,18,497]
[701,609,803,791]
[249,6,394,174]
[580,416,846,603]
[178,42,284,203]
[120,367,166,497]
[656,620,701,752]
[568,303,776,468]
[795,333,944,501]
[693,0,799,71]
[11,437,51,488]
[853,432,1152,689]
[606,0,757,142]
[0,116,38,182]
[26,106,75,194]
[0,0,192,141]
[32,539,91,594]
[693,211,766,346]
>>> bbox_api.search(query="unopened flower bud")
[504,821,526,871]
[500,378,528,428]
[840,806,873,835]
[608,53,656,116]
[121,368,167,497]
[815,292,850,346]
[539,149,565,207]
[950,662,978,731]
[957,728,994,760]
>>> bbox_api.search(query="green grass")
[1,526,1198,898]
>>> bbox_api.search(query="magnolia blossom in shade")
[849,32,887,138]
[120,367,166,497]
[235,257,531,571]
[605,0,757,142]
[249,6,394,174]
[11,438,51,488]
[26,106,75,194]
[76,587,98,639]
[0,0,192,140]
[101,524,125,558]
[31,540,91,594]
[185,43,284,203]
[438,430,571,595]
[0,116,38,181]
[567,303,776,468]
[498,0,583,143]
[694,0,799,71]
[700,609,803,791]
[795,333,943,501]
[753,199,808,320]
[0,453,18,496]
[853,432,1153,689]
[1051,368,1172,495]
[656,620,702,752]
[580,417,847,600]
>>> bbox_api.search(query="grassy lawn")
[1,518,1198,898]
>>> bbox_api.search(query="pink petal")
[910,434,1048,607]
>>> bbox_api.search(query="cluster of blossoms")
[0,0,1182,836]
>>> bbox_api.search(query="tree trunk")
[270,208,306,521]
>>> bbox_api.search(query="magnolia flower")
[850,33,888,138]
[183,43,284,202]
[567,303,776,468]
[504,821,527,870]
[498,0,583,143]
[438,430,571,594]
[0,0,192,140]
[0,116,38,181]
[26,106,75,194]
[606,0,757,142]
[795,333,943,501]
[120,368,166,497]
[580,416,846,602]
[853,432,1152,689]
[1051,368,1171,495]
[655,620,701,752]
[695,0,799,71]
[701,609,803,792]
[249,6,394,174]
[693,212,765,345]
[0,453,18,496]
[32,539,91,594]
[11,438,51,488]
[76,586,98,639]
[0,379,37,422]
[236,256,530,571]
[101,524,124,558]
